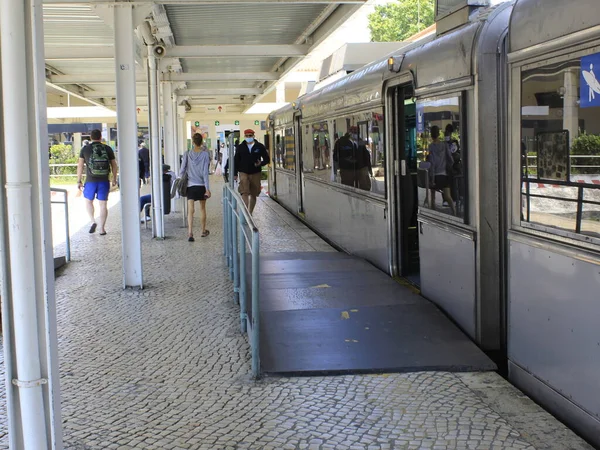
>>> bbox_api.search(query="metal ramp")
[258,252,496,375]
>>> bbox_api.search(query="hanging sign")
[416,103,425,134]
[206,105,226,114]
[581,53,600,108]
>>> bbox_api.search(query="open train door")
[386,80,420,284]
[294,112,304,214]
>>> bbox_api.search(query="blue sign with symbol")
[416,103,425,133]
[581,53,600,108]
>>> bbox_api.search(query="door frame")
[294,112,304,214]
[384,75,415,277]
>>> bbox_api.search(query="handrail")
[222,182,261,379]
[50,188,70,262]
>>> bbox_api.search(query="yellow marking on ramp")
[350,309,359,313]
[341,311,350,320]
[311,284,331,288]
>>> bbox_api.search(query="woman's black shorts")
[187,185,207,201]
[433,175,450,189]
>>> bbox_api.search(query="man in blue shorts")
[77,129,118,235]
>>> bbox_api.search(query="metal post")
[223,186,228,258]
[251,231,261,378]
[229,196,236,281]
[239,215,247,332]
[148,47,164,238]
[115,5,143,288]
[232,200,239,303]
[1,0,62,446]
[63,191,70,262]
[575,186,584,234]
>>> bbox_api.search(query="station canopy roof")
[42,0,367,116]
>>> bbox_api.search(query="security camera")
[152,45,166,58]
[183,100,191,112]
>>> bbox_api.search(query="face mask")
[245,137,254,143]
[351,134,358,140]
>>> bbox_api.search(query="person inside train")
[444,124,462,204]
[333,126,372,191]
[427,125,456,215]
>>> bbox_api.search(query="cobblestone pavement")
[0,178,593,449]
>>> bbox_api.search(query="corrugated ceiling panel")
[182,57,279,74]
[43,5,113,46]
[165,4,328,46]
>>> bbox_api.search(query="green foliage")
[368,0,435,42]
[571,132,600,174]
[49,144,78,176]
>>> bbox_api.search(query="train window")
[274,127,296,171]
[303,121,332,181]
[520,53,600,243]
[416,96,464,219]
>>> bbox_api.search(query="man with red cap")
[233,128,270,213]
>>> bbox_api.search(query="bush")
[571,132,600,174]
[49,144,78,176]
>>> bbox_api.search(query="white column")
[114,5,143,288]
[276,82,285,103]
[563,69,579,145]
[1,0,62,447]
[148,49,165,238]
[162,82,175,175]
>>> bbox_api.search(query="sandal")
[201,230,210,237]
[188,236,195,242]
[89,223,97,234]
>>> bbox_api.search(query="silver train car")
[268,0,600,445]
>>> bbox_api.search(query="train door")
[391,84,420,284]
[294,113,304,213]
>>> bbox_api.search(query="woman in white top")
[180,133,211,241]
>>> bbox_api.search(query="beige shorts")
[238,172,262,197]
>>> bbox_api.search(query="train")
[267,0,600,446]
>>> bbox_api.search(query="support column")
[563,69,579,145]
[148,48,165,238]
[114,5,143,288]
[162,82,175,176]
[276,82,285,103]
[1,0,62,447]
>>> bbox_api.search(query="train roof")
[269,2,513,123]
[509,0,600,59]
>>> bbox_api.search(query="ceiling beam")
[43,0,366,4]
[50,73,146,84]
[163,72,279,81]
[176,88,262,96]
[45,44,310,60]
[103,98,251,106]
[166,45,310,58]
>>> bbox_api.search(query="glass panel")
[520,53,600,239]
[304,121,332,182]
[284,127,296,171]
[416,96,464,218]
[276,127,296,171]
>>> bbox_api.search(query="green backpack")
[88,142,110,176]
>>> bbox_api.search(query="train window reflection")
[275,127,296,171]
[302,110,386,195]
[416,96,464,218]
[520,55,600,241]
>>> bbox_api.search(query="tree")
[368,0,435,42]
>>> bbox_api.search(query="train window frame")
[274,126,296,173]
[301,108,387,199]
[511,45,600,250]
[415,91,468,224]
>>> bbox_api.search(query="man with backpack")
[77,129,118,235]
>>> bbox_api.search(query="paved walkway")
[0,178,594,449]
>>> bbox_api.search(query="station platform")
[0,177,593,449]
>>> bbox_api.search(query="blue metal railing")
[223,183,260,379]
[50,187,71,262]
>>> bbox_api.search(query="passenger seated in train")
[427,126,456,215]
[333,126,373,191]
